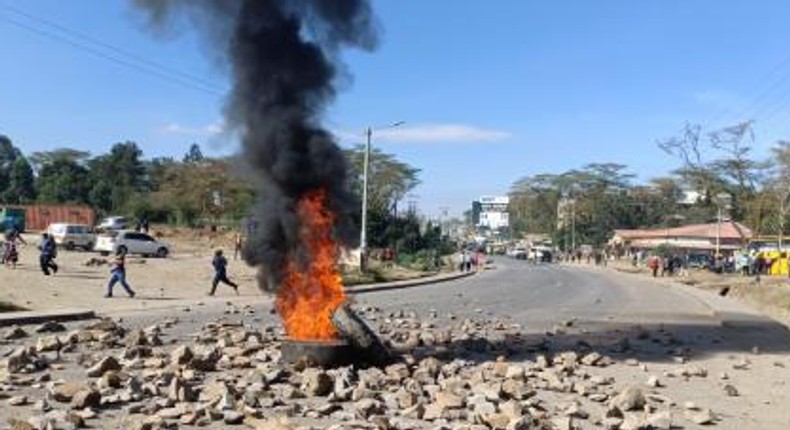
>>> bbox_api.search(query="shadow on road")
[406,315,790,364]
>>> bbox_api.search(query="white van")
[47,223,96,251]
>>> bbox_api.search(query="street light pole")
[359,121,405,272]
[360,126,372,268]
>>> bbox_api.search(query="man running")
[105,248,136,298]
[209,249,239,296]
[39,233,58,275]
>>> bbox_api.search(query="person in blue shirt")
[209,249,239,296]
[39,233,58,275]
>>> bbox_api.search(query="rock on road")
[3,258,789,429]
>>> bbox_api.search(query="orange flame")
[276,189,346,340]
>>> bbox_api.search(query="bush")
[398,249,440,272]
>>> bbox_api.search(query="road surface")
[4,258,790,429]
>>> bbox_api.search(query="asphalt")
[4,258,788,359]
[0,269,475,326]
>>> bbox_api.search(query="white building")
[475,196,509,230]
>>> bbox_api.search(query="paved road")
[110,257,782,358]
[352,259,717,331]
[7,258,789,430]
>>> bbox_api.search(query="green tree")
[29,148,90,172]
[3,156,36,203]
[88,141,146,212]
[150,157,254,226]
[0,135,21,200]
[36,158,91,204]
[183,143,205,164]
[344,145,421,215]
[344,146,422,249]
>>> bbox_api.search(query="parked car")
[686,253,711,269]
[94,230,170,258]
[96,216,128,231]
[47,223,96,251]
[508,247,528,259]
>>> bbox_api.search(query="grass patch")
[342,268,389,286]
[0,301,27,313]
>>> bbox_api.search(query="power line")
[701,53,790,129]
[0,2,223,93]
[0,9,224,96]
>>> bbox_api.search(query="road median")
[0,308,96,327]
[344,270,476,294]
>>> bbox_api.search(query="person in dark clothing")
[209,249,239,296]
[753,253,766,284]
[105,249,135,298]
[39,233,58,275]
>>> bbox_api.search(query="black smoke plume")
[132,0,377,290]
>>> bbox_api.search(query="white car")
[96,216,128,231]
[47,223,96,251]
[94,230,170,258]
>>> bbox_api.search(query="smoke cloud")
[132,0,377,290]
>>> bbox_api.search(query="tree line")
[508,121,790,248]
[0,134,447,256]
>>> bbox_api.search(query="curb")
[0,308,97,327]
[344,270,477,294]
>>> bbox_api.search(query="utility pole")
[360,127,372,272]
[714,193,731,258]
[715,204,722,257]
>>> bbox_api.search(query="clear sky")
[3,1,790,217]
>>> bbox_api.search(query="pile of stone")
[0,308,724,430]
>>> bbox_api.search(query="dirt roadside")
[593,260,790,328]
[0,233,436,314]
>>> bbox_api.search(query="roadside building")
[609,221,752,254]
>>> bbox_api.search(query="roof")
[613,221,752,241]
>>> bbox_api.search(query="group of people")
[458,249,484,272]
[560,249,609,266]
[645,253,689,278]
[3,227,244,298]
[2,228,59,275]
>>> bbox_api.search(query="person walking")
[233,232,243,260]
[39,233,58,275]
[3,228,24,269]
[209,249,239,296]
[105,249,135,298]
[3,227,23,266]
[753,252,766,284]
[647,254,660,278]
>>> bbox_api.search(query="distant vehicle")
[686,253,711,269]
[529,245,554,263]
[47,223,96,251]
[97,216,128,231]
[94,230,169,258]
[508,247,528,259]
